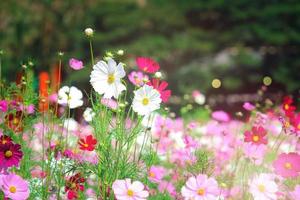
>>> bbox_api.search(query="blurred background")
[1,0,300,113]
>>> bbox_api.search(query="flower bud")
[85,28,94,37]
[154,71,162,79]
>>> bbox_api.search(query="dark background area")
[1,0,300,110]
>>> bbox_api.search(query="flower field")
[0,29,300,200]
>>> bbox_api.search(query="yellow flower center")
[197,188,205,196]
[107,74,115,84]
[5,150,13,158]
[284,104,289,110]
[127,189,134,196]
[258,184,265,192]
[285,162,292,169]
[297,124,300,130]
[252,135,259,142]
[13,117,19,125]
[9,186,16,193]
[2,140,7,144]
[142,98,149,106]
[83,143,88,147]
[149,171,155,177]
[71,183,77,189]
[284,121,290,128]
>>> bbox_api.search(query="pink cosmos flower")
[290,185,300,200]
[273,152,300,178]
[148,166,166,183]
[136,57,160,74]
[181,174,219,200]
[147,78,171,103]
[243,102,255,111]
[212,110,230,122]
[112,178,149,200]
[158,181,176,197]
[0,100,8,112]
[1,173,29,200]
[69,58,84,70]
[101,98,118,110]
[244,126,268,145]
[243,143,267,165]
[128,71,148,86]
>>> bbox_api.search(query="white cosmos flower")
[83,107,95,122]
[58,86,83,109]
[249,173,278,200]
[90,58,126,99]
[132,85,161,116]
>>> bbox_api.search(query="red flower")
[147,78,171,103]
[282,96,296,117]
[0,135,12,145]
[244,126,267,145]
[78,135,97,151]
[291,113,300,133]
[136,57,160,74]
[65,173,85,200]
[5,111,23,133]
[0,143,23,169]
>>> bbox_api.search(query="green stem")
[89,39,95,66]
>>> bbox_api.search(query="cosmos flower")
[65,173,85,200]
[112,178,149,200]
[0,135,12,145]
[0,100,8,112]
[136,57,160,74]
[0,173,29,200]
[0,143,23,169]
[90,58,126,99]
[83,107,95,122]
[289,185,300,200]
[147,78,171,103]
[181,174,219,200]
[78,135,97,151]
[58,86,83,109]
[5,111,23,133]
[128,71,148,87]
[148,166,166,183]
[212,110,230,122]
[243,102,255,111]
[249,173,278,200]
[132,85,161,116]
[158,181,176,197]
[282,96,296,117]
[69,58,84,70]
[244,126,268,145]
[273,152,300,178]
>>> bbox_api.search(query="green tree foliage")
[0,0,299,93]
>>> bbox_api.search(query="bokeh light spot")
[263,76,272,86]
[212,79,221,88]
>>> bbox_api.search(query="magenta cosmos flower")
[0,143,23,169]
[273,152,300,178]
[136,57,160,74]
[1,173,29,200]
[181,174,219,200]
[147,78,171,103]
[148,165,166,183]
[244,126,268,145]
[112,178,149,200]
[211,110,230,122]
[0,100,8,112]
[69,58,84,70]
